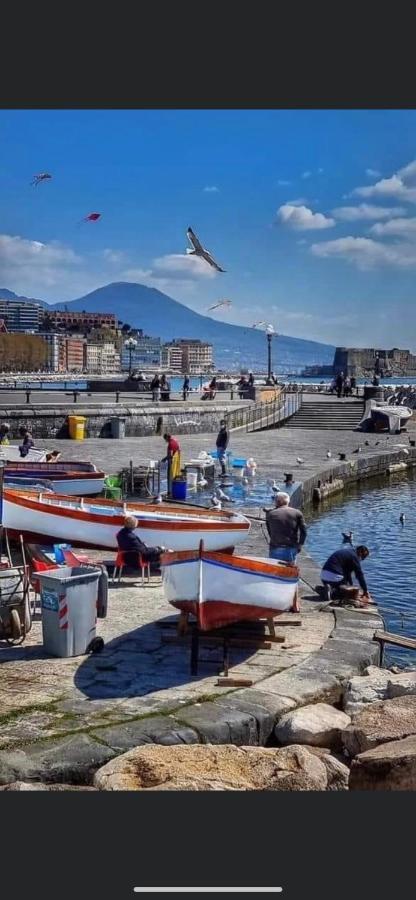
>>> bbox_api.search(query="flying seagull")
[207,299,232,312]
[186,227,225,273]
[31,172,52,187]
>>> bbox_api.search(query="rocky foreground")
[2,665,416,791]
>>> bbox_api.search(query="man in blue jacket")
[320,545,372,605]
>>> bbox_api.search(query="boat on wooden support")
[2,489,250,551]
[4,460,105,495]
[161,546,299,630]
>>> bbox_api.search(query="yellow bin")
[68,415,86,440]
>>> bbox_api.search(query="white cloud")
[301,171,312,179]
[203,185,219,193]
[151,253,217,280]
[332,204,406,221]
[310,235,416,269]
[277,204,335,231]
[284,197,307,207]
[366,168,381,178]
[370,217,416,237]
[101,248,127,264]
[353,160,416,203]
[0,233,81,295]
[277,179,291,186]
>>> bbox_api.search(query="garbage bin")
[68,415,86,440]
[171,477,187,501]
[110,417,126,439]
[37,565,101,657]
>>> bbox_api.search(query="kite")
[80,212,102,223]
[31,173,52,187]
[207,299,232,312]
[186,226,225,273]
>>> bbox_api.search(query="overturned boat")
[4,460,105,495]
[2,489,250,551]
[161,547,299,630]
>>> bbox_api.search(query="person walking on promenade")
[160,374,170,402]
[350,375,357,396]
[0,422,10,445]
[320,544,373,606]
[151,373,161,402]
[335,371,344,399]
[343,375,351,397]
[182,374,190,401]
[216,418,229,475]
[162,432,181,495]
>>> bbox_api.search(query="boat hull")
[161,550,299,630]
[4,462,105,496]
[2,491,250,552]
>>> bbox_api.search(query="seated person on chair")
[320,544,372,606]
[116,515,170,568]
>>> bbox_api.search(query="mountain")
[50,282,334,372]
[0,289,48,307]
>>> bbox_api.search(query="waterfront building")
[120,334,161,370]
[334,347,416,377]
[86,341,121,373]
[161,339,213,374]
[0,299,43,332]
[40,309,117,332]
[58,336,85,372]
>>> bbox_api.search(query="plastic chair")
[104,474,123,500]
[112,550,151,585]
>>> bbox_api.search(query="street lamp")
[264,324,277,384]
[124,337,138,376]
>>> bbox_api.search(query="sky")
[1,108,416,348]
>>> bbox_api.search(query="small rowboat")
[161,547,299,631]
[0,445,52,463]
[4,460,105,496]
[2,489,250,551]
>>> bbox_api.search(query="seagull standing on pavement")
[296,457,304,465]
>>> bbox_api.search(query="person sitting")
[0,422,10,445]
[18,426,34,457]
[320,544,372,606]
[116,515,168,569]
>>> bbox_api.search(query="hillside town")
[0,297,214,374]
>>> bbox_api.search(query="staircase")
[286,398,364,430]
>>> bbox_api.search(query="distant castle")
[302,347,416,379]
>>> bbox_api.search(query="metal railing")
[224,390,302,433]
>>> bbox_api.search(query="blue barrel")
[171,478,187,501]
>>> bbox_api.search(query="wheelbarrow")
[0,566,32,644]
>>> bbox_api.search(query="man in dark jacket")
[116,516,169,568]
[216,419,229,475]
[266,492,307,563]
[320,545,372,605]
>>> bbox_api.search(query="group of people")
[0,423,35,457]
[150,373,171,402]
[330,372,357,398]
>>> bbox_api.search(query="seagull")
[269,479,279,493]
[352,447,362,454]
[296,457,304,465]
[198,476,208,488]
[375,441,380,446]
[186,227,226,273]
[326,451,332,459]
[342,531,354,545]
[364,441,370,446]
[216,487,233,503]
[155,494,163,504]
[242,477,249,486]
[210,495,222,509]
[402,448,410,456]
[400,513,406,525]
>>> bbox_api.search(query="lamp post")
[265,324,276,385]
[124,337,138,376]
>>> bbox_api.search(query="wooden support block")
[273,615,302,627]
[374,630,416,651]
[216,677,253,687]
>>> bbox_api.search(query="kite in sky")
[186,226,226,273]
[80,212,102,223]
[31,173,52,187]
[207,299,232,312]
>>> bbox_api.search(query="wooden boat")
[0,445,52,463]
[4,460,105,495]
[161,547,299,630]
[2,489,251,551]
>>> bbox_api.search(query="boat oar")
[162,495,266,523]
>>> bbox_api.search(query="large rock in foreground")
[343,666,390,715]
[349,736,416,790]
[342,695,416,758]
[275,703,350,750]
[94,743,329,791]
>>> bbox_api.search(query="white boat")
[4,460,105,496]
[0,445,52,463]
[359,399,413,434]
[161,547,299,630]
[2,489,250,551]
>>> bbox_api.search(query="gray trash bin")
[38,566,101,658]
[110,417,126,439]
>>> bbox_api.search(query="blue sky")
[1,109,416,347]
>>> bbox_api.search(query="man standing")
[162,432,181,494]
[320,545,372,606]
[182,374,190,401]
[335,371,344,399]
[216,419,229,475]
[265,492,307,563]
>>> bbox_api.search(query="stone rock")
[275,703,351,750]
[94,743,328,792]
[0,733,115,786]
[0,781,96,791]
[387,671,416,699]
[306,748,350,791]
[90,716,198,753]
[349,736,416,790]
[342,667,390,715]
[342,695,416,758]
